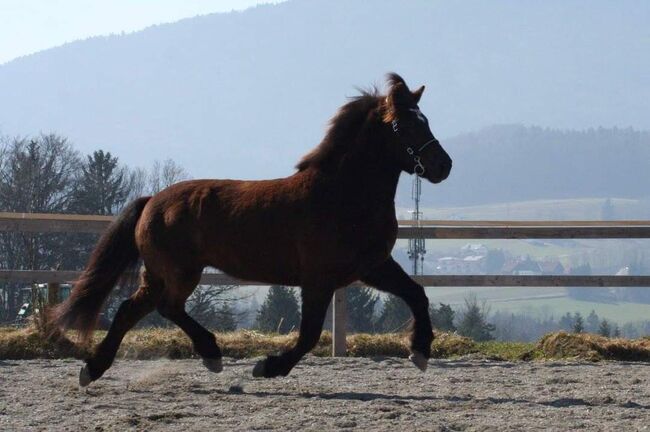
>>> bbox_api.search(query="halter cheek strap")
[391,120,436,176]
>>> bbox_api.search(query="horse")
[51,73,452,386]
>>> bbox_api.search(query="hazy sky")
[0,0,284,64]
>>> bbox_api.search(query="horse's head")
[382,74,452,184]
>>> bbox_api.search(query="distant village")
[430,243,573,276]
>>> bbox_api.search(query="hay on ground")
[537,331,650,361]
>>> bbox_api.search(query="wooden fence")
[1,212,649,356]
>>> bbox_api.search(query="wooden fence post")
[332,287,347,357]
[47,282,60,306]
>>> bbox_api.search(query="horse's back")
[135,177,306,284]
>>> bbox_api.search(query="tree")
[377,294,412,333]
[0,135,79,316]
[256,286,301,334]
[457,295,494,341]
[212,302,238,332]
[612,324,621,338]
[598,319,611,337]
[147,159,189,194]
[430,303,456,331]
[559,312,574,331]
[586,310,600,333]
[71,150,130,215]
[573,312,584,333]
[346,284,378,333]
[186,285,238,330]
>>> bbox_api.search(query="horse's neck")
[321,138,402,205]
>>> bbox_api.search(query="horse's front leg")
[252,287,333,378]
[361,257,433,371]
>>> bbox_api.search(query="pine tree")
[346,284,378,333]
[612,324,621,338]
[573,312,584,333]
[377,294,412,332]
[71,150,129,215]
[256,286,301,334]
[559,312,574,331]
[457,295,494,341]
[430,303,456,331]
[586,310,600,333]
[213,302,238,332]
[598,319,611,337]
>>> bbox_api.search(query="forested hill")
[0,0,648,195]
[406,125,650,207]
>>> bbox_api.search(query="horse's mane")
[295,88,382,172]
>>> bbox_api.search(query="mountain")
[0,0,648,206]
[413,125,650,207]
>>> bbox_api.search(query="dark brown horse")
[51,73,452,386]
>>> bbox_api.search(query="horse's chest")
[347,216,397,259]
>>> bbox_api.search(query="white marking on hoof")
[252,359,266,378]
[202,357,223,373]
[79,365,92,387]
[409,351,428,372]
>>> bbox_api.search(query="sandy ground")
[0,357,649,431]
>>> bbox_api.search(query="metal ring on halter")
[414,156,426,176]
[406,147,414,155]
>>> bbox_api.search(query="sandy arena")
[0,357,648,431]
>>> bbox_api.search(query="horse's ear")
[412,85,425,103]
[383,73,415,122]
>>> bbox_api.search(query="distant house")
[539,261,565,275]
[502,258,542,275]
[436,255,486,274]
[461,243,488,256]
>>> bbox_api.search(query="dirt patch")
[1,357,648,431]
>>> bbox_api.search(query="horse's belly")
[204,235,301,286]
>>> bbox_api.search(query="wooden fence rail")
[1,212,649,356]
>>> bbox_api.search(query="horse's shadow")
[213,388,650,410]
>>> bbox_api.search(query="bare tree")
[147,159,190,194]
[186,285,241,331]
[0,134,79,317]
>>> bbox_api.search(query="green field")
[424,286,650,323]
[397,197,649,221]
[395,197,650,324]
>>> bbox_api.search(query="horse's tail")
[49,196,151,342]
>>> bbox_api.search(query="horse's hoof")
[79,365,93,387]
[409,350,428,372]
[252,359,266,378]
[202,357,223,373]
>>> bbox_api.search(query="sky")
[0,0,284,64]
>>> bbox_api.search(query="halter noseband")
[391,119,436,176]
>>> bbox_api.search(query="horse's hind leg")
[253,288,333,378]
[361,257,433,371]
[157,271,223,372]
[80,270,161,386]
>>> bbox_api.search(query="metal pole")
[332,287,348,356]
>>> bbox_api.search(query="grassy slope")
[397,197,646,220]
[395,197,650,323]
